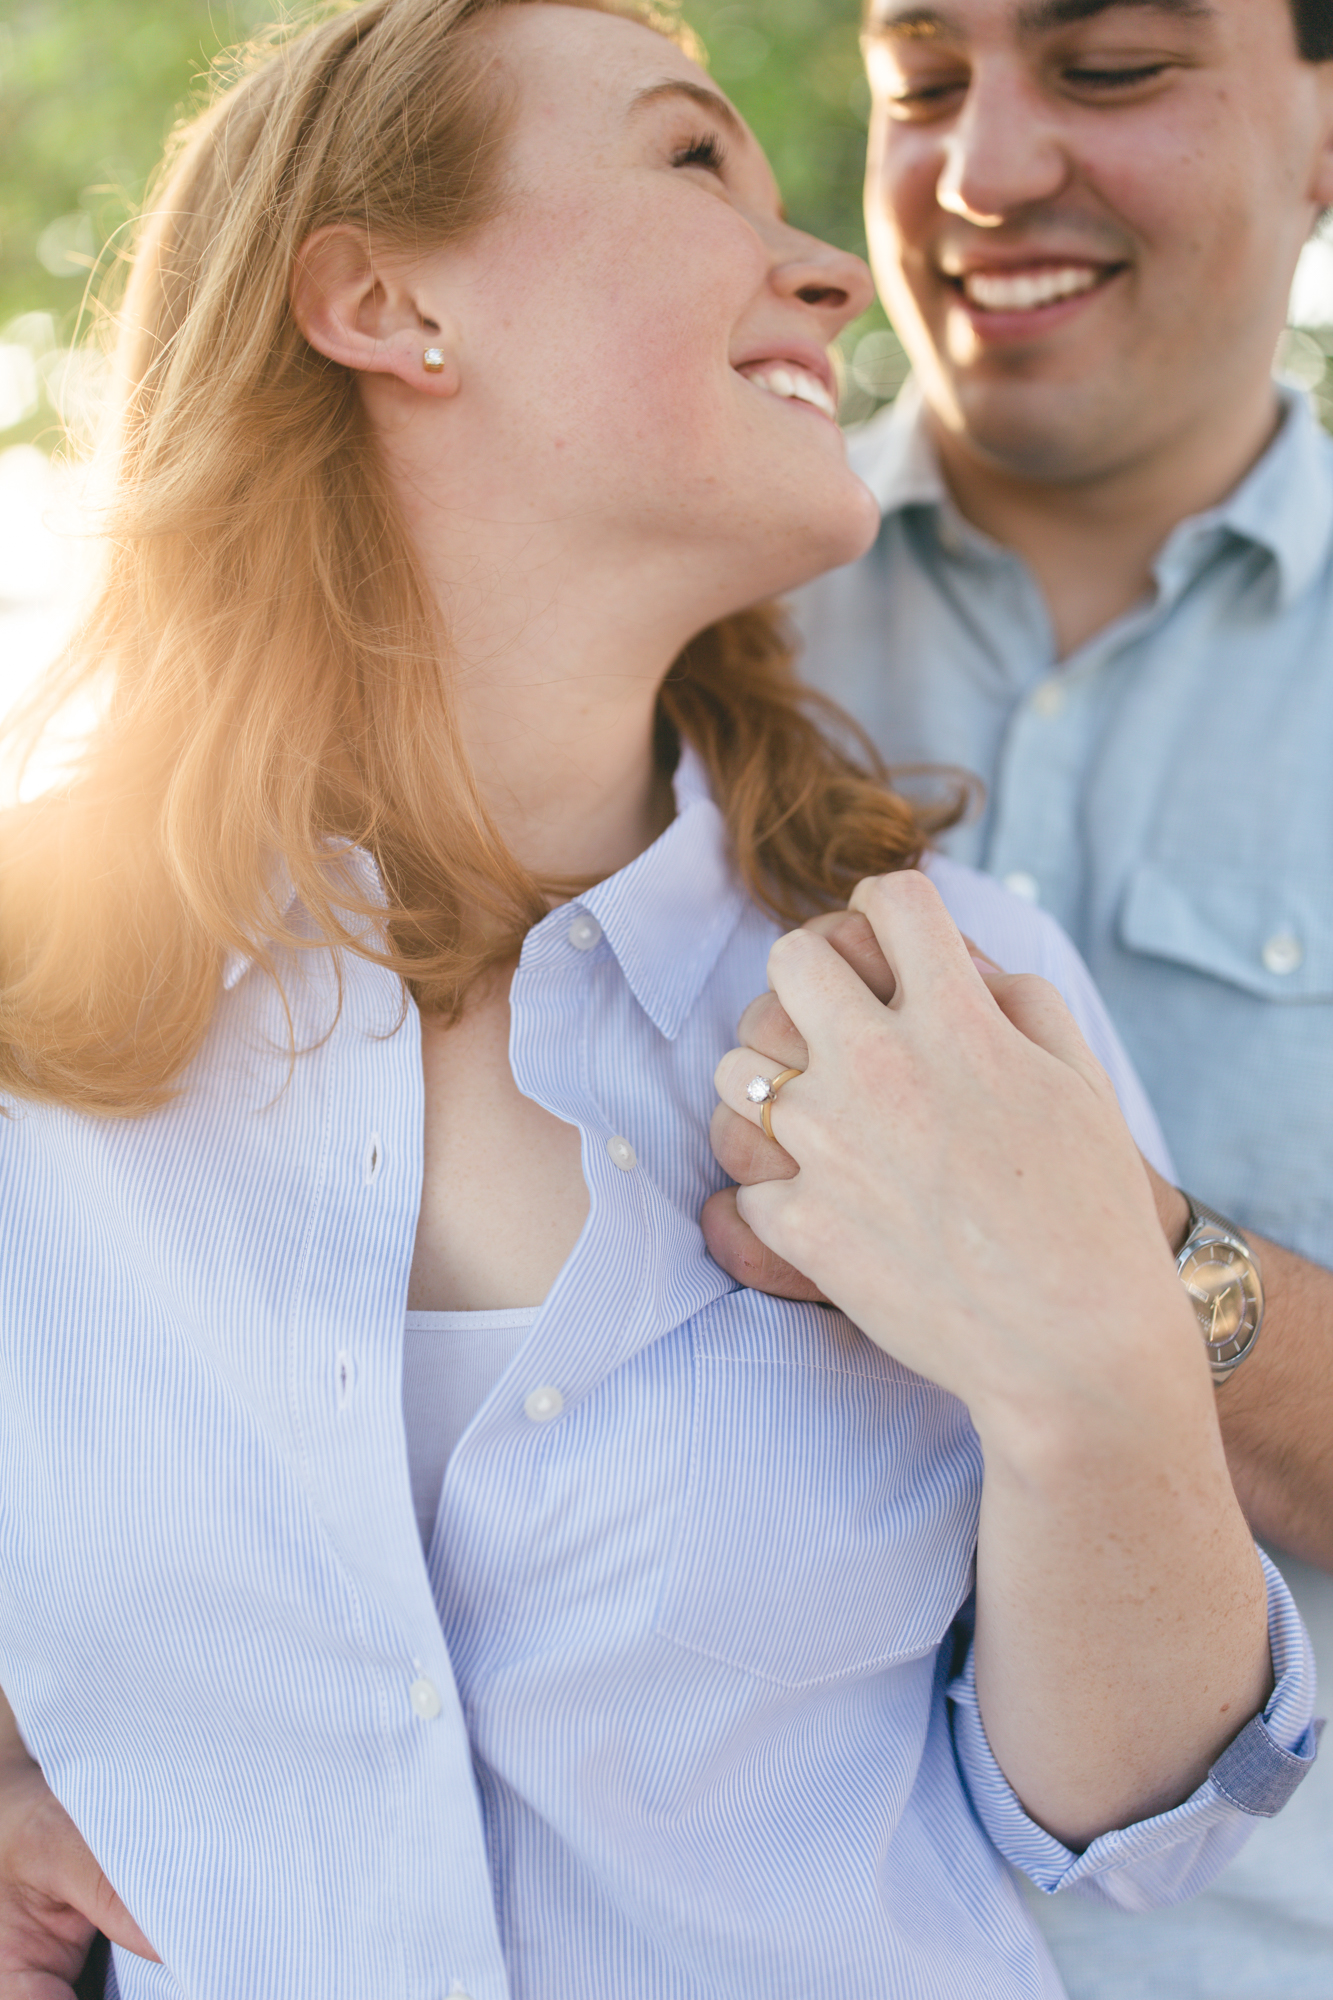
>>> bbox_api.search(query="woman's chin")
[764,473,882,595]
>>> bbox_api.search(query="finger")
[709,1102,797,1186]
[960,931,1003,976]
[846,870,982,1011]
[736,989,807,1070]
[701,1188,827,1302]
[802,910,898,1002]
[712,1048,806,1135]
[89,1884,159,1963]
[978,969,1115,1098]
[735,910,904,1068]
[32,1814,159,1965]
[760,924,901,1066]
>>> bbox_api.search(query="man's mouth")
[949,262,1116,314]
[737,360,838,421]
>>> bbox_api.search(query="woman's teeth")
[742,363,837,420]
[960,265,1102,312]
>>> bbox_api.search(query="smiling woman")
[0,3,1312,1997]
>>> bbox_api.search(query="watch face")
[1179,1241,1261,1366]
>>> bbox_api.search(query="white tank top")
[402,1307,537,1545]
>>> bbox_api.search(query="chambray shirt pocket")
[652,1293,981,1689]
[1119,860,1333,1001]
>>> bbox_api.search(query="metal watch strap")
[1176,1192,1265,1385]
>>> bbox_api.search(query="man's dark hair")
[1293,0,1333,59]
[863,0,1333,62]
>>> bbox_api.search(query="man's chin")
[927,372,1140,488]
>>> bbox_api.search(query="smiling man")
[777,0,1333,1991]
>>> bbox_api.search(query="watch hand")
[1209,1295,1221,1338]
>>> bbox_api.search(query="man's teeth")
[960,265,1102,312]
[743,363,837,420]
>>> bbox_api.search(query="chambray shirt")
[796,384,1333,1998]
[0,749,1316,2000]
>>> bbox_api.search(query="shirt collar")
[851,378,1333,610]
[222,743,749,1038]
[528,741,749,1042]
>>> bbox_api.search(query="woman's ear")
[291,225,460,395]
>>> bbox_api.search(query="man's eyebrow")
[863,7,962,42]
[863,0,1214,34]
[1016,0,1216,30]
[627,79,746,140]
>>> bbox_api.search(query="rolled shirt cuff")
[947,1547,1319,1911]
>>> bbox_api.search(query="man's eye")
[1063,62,1172,87]
[883,78,969,119]
[672,131,728,174]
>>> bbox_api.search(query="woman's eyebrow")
[628,79,745,139]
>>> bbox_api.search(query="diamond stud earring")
[422,347,446,373]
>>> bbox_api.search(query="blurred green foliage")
[0,0,903,447]
[0,1,275,329]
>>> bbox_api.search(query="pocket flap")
[1119,860,1333,1000]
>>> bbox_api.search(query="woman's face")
[370,3,881,622]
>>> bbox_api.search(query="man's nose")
[935,65,1070,223]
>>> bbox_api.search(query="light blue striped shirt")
[794,384,1333,1997]
[0,747,1315,2000]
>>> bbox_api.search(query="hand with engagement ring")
[705,902,998,1300]
[708,868,1199,1411]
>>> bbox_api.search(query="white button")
[1003,871,1040,904]
[567,912,601,951]
[409,1676,442,1720]
[1262,931,1303,975]
[606,1134,637,1170]
[524,1384,564,1423]
[1031,681,1065,718]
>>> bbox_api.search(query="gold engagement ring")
[744,1066,803,1144]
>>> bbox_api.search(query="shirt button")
[524,1385,564,1423]
[1031,681,1066,718]
[1262,931,1303,975]
[606,1134,637,1170]
[1002,871,1040,904]
[567,912,601,951]
[409,1676,442,1720]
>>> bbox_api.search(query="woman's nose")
[936,65,1070,223]
[770,234,877,332]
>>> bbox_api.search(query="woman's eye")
[672,131,728,175]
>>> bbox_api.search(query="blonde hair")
[0,0,943,1115]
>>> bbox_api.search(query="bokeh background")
[3,0,1333,731]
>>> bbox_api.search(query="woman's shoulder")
[920,852,1083,985]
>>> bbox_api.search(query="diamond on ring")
[746,1074,776,1105]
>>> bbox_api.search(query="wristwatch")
[1175,1193,1265,1384]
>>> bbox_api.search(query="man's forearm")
[1216,1233,1333,1570]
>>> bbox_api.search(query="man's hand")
[0,1695,158,2000]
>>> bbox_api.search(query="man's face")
[863,0,1333,482]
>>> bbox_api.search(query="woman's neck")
[453,643,677,885]
[417,524,695,884]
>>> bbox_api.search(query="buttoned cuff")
[947,1548,1318,1912]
